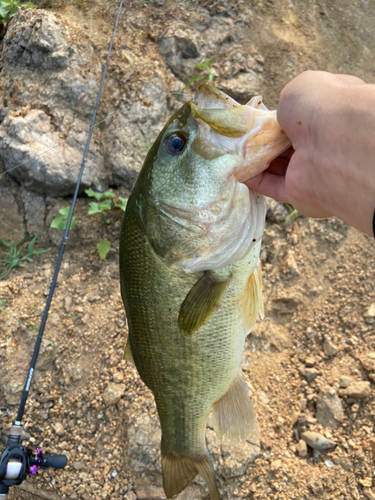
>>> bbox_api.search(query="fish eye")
[165,133,187,155]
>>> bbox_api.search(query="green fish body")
[120,83,290,499]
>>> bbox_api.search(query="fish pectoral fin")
[178,269,231,335]
[212,371,255,444]
[162,451,219,500]
[123,339,134,364]
[241,263,264,334]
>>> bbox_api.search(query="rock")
[305,356,316,367]
[359,352,375,372]
[135,482,165,499]
[21,189,47,240]
[301,431,336,451]
[0,9,106,196]
[364,488,375,500]
[219,72,263,104]
[160,29,200,81]
[316,388,344,429]
[0,109,103,196]
[339,376,353,388]
[270,459,282,471]
[341,381,372,399]
[113,371,125,383]
[364,304,375,324]
[0,186,25,242]
[102,382,126,406]
[296,439,307,457]
[127,412,162,473]
[332,455,353,470]
[305,368,320,383]
[73,461,86,471]
[104,79,168,192]
[278,249,300,277]
[53,422,64,436]
[323,336,339,357]
[125,492,137,500]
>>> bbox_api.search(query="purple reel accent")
[30,448,43,474]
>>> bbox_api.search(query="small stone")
[270,459,281,471]
[305,356,316,367]
[53,422,64,436]
[305,368,320,383]
[316,388,344,429]
[113,371,124,383]
[364,304,375,324]
[323,336,339,357]
[364,488,375,500]
[298,397,307,411]
[360,353,375,372]
[339,376,353,388]
[102,382,126,406]
[359,478,373,488]
[125,493,137,500]
[73,461,86,471]
[341,381,372,399]
[296,439,307,457]
[301,431,336,450]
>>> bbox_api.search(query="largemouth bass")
[120,82,290,499]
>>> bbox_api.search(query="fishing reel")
[0,424,67,499]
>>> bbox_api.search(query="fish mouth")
[190,82,291,182]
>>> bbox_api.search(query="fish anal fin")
[162,451,220,500]
[123,339,134,364]
[178,270,231,335]
[212,371,255,444]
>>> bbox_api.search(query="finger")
[245,171,289,203]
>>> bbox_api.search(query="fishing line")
[0,0,124,496]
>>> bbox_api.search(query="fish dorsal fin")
[212,371,255,444]
[123,339,134,364]
[240,263,263,334]
[162,451,220,500]
[178,270,231,335]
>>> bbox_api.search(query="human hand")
[245,71,375,236]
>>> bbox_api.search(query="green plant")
[180,60,215,96]
[50,207,78,231]
[50,190,128,260]
[0,0,35,25]
[0,235,49,280]
[284,203,299,224]
[0,299,4,312]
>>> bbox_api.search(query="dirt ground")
[1,1,375,500]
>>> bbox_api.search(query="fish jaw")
[192,83,291,182]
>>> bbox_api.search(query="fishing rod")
[0,1,124,497]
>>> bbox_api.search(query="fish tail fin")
[161,448,220,500]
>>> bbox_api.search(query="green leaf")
[25,2,36,7]
[27,235,36,254]
[116,197,128,211]
[99,199,112,211]
[0,238,13,248]
[97,239,111,260]
[8,4,18,17]
[85,188,103,201]
[101,191,115,199]
[87,202,102,215]
[0,5,9,19]
[50,207,78,230]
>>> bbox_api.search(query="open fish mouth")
[191,82,291,182]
